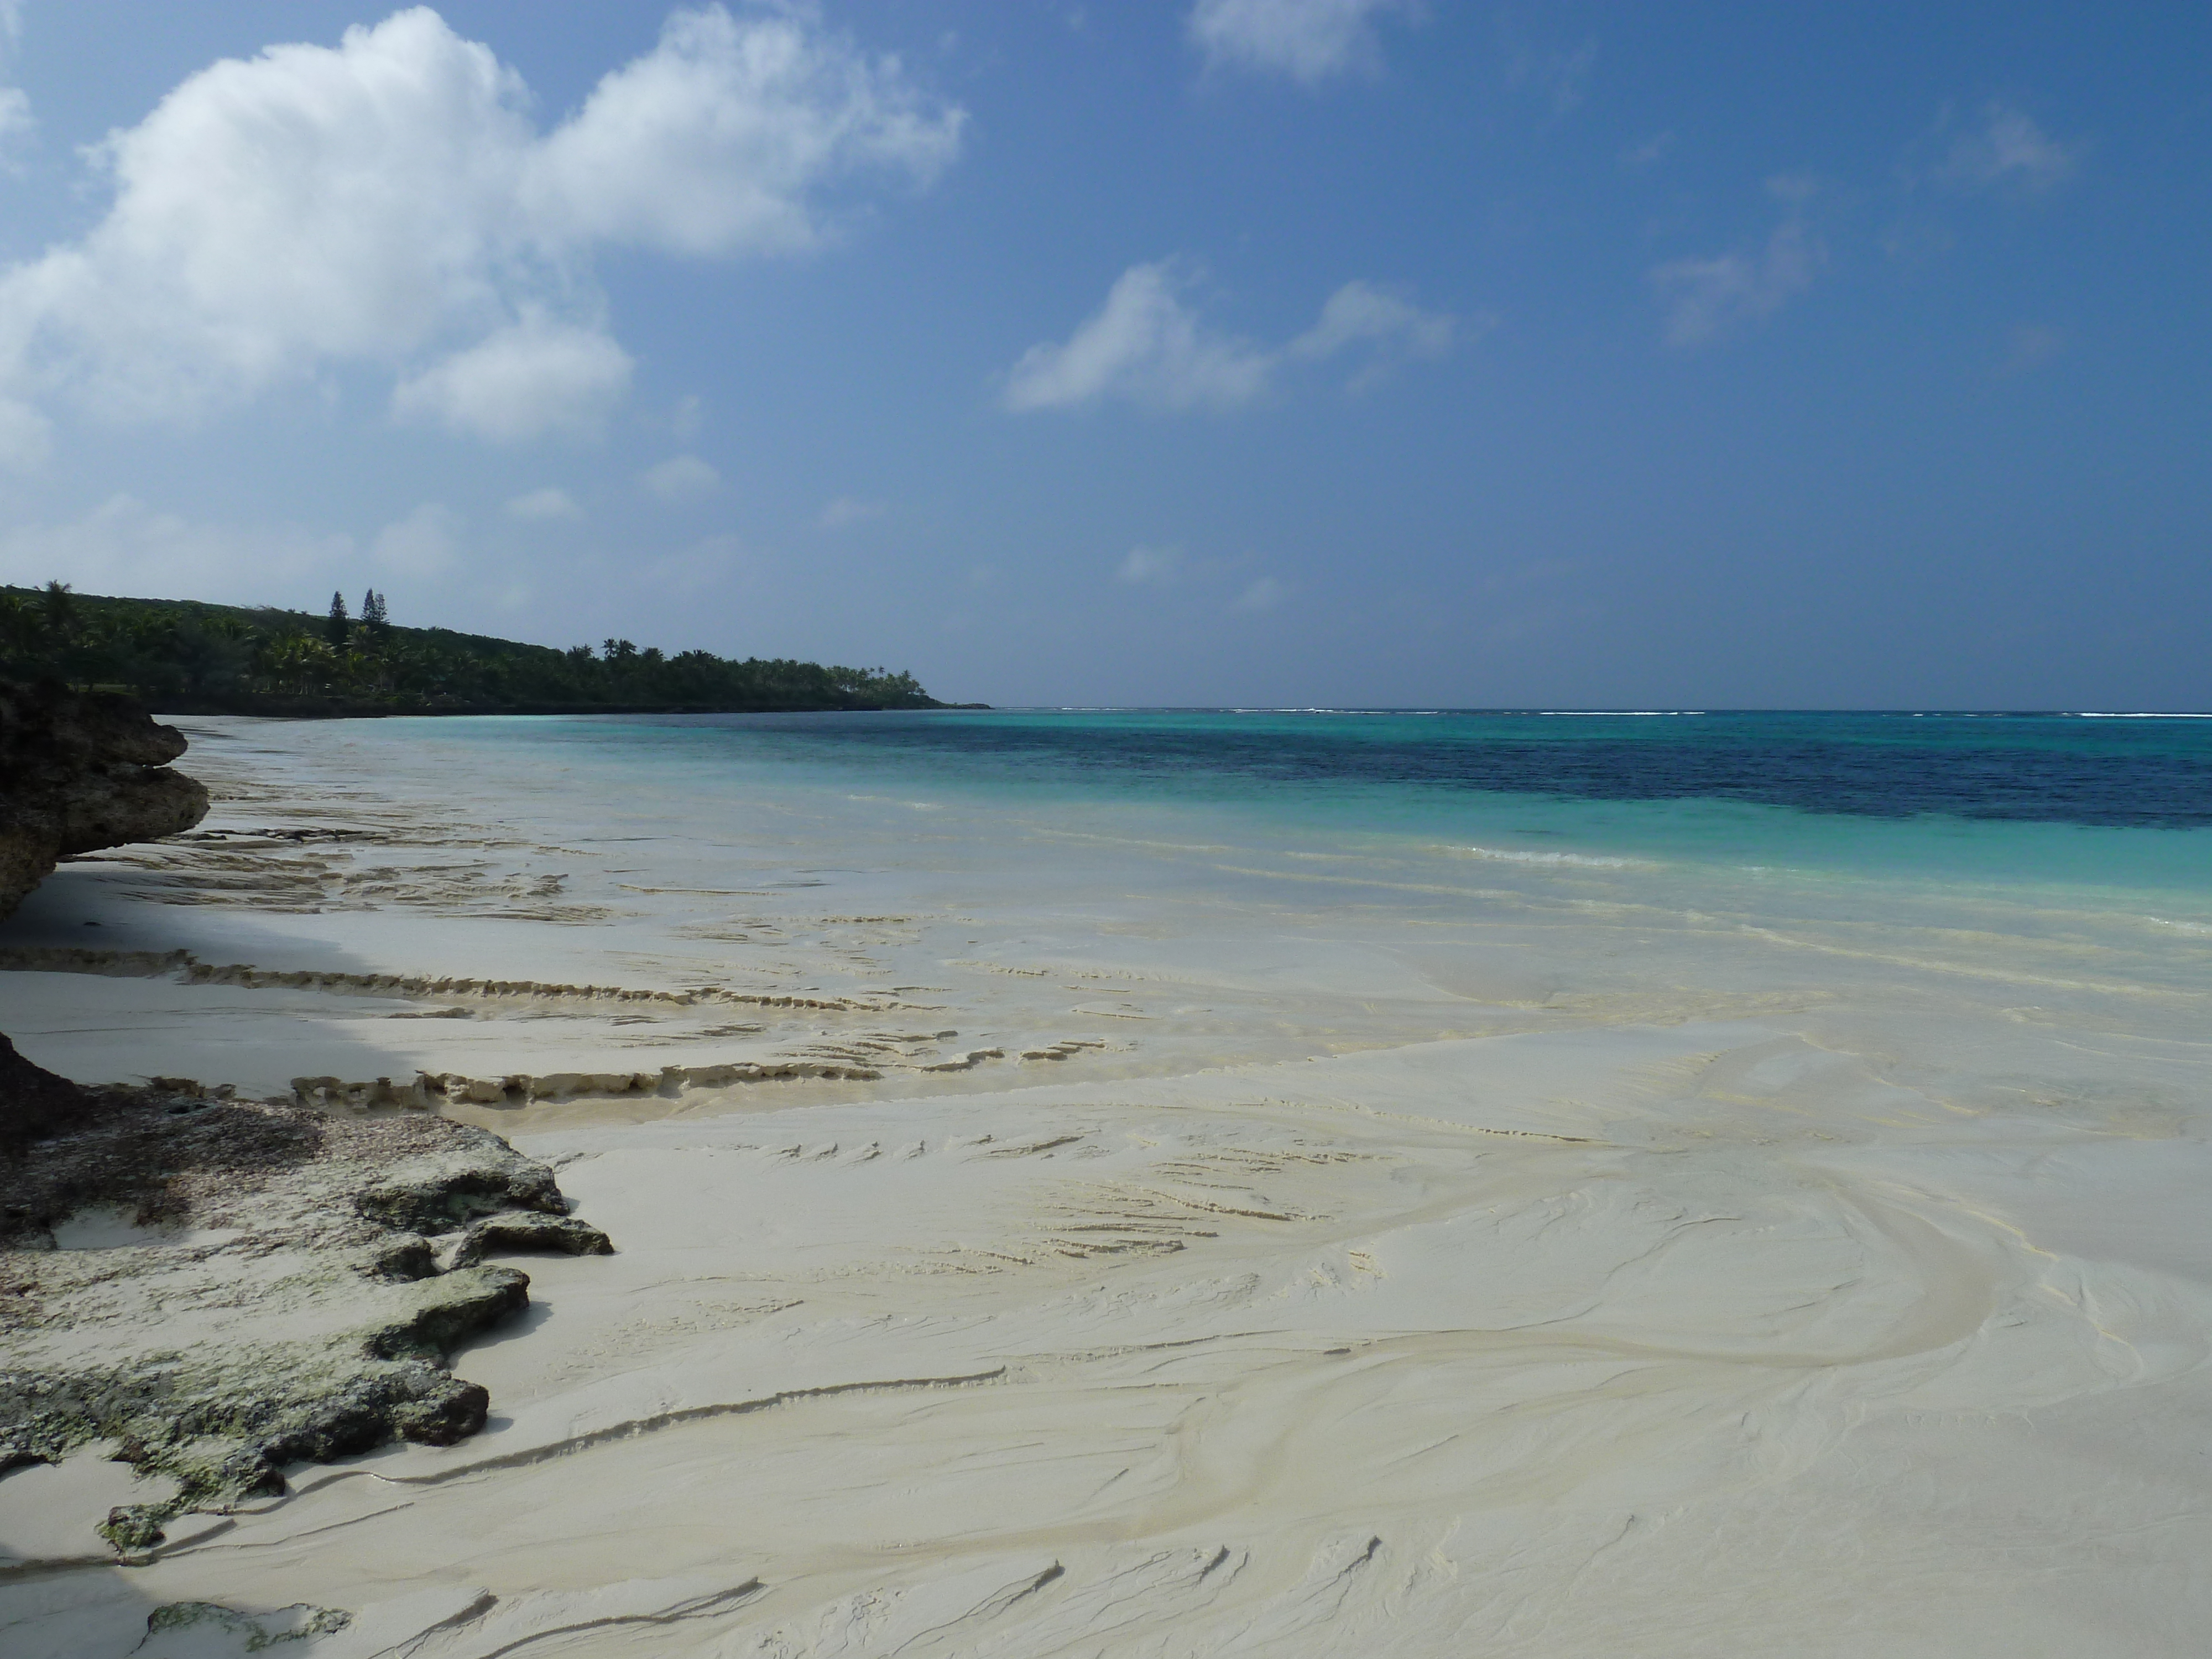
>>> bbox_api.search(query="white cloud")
[1117,545,1180,584]
[1188,0,1412,85]
[393,314,633,442]
[643,452,720,503]
[1651,218,1819,348]
[1232,575,1288,611]
[0,494,351,599]
[505,486,582,521]
[1288,279,1455,370]
[0,3,31,174]
[371,502,462,576]
[1006,263,1456,413]
[817,495,883,529]
[0,5,963,457]
[1938,103,2079,194]
[0,85,32,169]
[1004,262,1273,413]
[526,5,961,257]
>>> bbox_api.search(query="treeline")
[0,583,941,714]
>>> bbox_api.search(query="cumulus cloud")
[1937,103,2079,194]
[0,494,351,599]
[527,6,960,255]
[1117,545,1180,584]
[1006,263,1455,413]
[1651,217,1820,348]
[1288,279,1457,383]
[1188,0,1412,85]
[817,495,883,529]
[392,314,633,441]
[0,5,962,458]
[505,486,582,521]
[643,453,720,502]
[1004,263,1272,413]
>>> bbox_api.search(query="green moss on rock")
[0,1083,612,1557]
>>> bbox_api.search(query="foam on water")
[1459,845,1642,869]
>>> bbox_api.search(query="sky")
[0,1,2204,709]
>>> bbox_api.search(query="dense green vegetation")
[0,583,940,714]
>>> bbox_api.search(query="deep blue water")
[635,709,2212,831]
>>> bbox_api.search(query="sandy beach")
[6,713,2212,1656]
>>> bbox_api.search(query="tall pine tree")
[325,591,349,646]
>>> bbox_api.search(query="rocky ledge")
[0,1044,611,1557]
[0,678,210,922]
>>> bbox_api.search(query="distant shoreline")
[142,695,994,719]
[2,585,952,717]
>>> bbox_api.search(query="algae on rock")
[0,1078,611,1555]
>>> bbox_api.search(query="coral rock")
[0,679,210,921]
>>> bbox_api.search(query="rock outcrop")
[0,679,210,921]
[0,1063,613,1556]
[452,1211,615,1267]
[0,1030,106,1155]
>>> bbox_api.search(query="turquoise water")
[399,709,2212,913]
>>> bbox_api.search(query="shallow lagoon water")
[415,704,2212,880]
[391,707,2212,1000]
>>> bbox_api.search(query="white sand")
[5,715,2211,1656]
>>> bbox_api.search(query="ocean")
[226,705,2190,1055]
[379,705,2212,919]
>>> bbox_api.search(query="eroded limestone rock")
[355,1139,568,1233]
[0,679,210,921]
[0,1062,610,1556]
[137,1600,352,1657]
[451,1211,615,1266]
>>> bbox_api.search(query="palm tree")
[36,580,77,637]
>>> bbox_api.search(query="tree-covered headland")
[0,583,946,714]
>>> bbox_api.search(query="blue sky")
[0,1,2203,708]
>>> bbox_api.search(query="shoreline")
[131,700,983,720]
